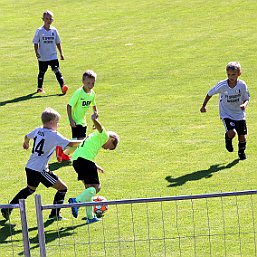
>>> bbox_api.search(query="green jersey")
[68,87,96,126]
[72,128,109,162]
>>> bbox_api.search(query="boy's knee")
[227,129,236,138]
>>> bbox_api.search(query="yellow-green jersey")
[68,87,96,126]
[72,128,109,162]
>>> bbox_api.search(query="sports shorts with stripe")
[25,168,59,188]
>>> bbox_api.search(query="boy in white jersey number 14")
[200,61,250,160]
[1,108,82,221]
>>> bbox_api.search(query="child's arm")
[56,43,64,60]
[240,100,249,110]
[200,94,212,112]
[23,135,30,150]
[91,113,103,133]
[34,44,40,59]
[67,140,82,148]
[96,163,104,173]
[67,104,76,127]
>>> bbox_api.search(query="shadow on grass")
[25,222,87,254]
[0,217,86,255]
[165,159,239,187]
[0,92,63,106]
[49,161,73,171]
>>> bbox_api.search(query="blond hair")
[108,131,120,149]
[42,10,54,19]
[41,107,60,124]
[226,61,241,73]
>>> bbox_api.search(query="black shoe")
[1,209,11,221]
[225,133,233,152]
[238,152,246,160]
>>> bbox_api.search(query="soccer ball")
[93,196,108,218]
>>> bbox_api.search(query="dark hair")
[82,70,97,80]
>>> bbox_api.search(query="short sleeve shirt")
[68,87,96,126]
[33,26,61,61]
[26,127,70,172]
[72,128,109,162]
[208,79,250,120]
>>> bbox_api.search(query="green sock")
[76,187,96,219]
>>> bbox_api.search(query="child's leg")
[225,129,236,152]
[49,188,67,217]
[50,179,68,217]
[76,186,97,219]
[37,61,48,89]
[238,134,247,160]
[50,60,65,87]
[1,186,35,220]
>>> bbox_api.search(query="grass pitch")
[1,0,257,256]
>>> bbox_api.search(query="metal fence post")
[35,194,46,257]
[18,199,31,257]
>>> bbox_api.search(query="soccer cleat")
[56,146,63,162]
[238,152,246,160]
[37,88,46,93]
[86,216,101,225]
[61,152,71,161]
[68,198,79,218]
[48,214,68,221]
[225,133,233,152]
[61,85,68,95]
[1,209,11,221]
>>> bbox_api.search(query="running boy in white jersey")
[33,10,68,95]
[68,113,119,224]
[200,61,250,160]
[56,70,98,162]
[1,108,82,221]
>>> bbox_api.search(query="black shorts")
[73,158,99,184]
[25,168,58,188]
[223,118,247,135]
[38,59,60,73]
[72,125,87,139]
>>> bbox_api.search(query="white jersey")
[33,26,61,61]
[25,127,70,172]
[208,79,250,120]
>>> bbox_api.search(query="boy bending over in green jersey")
[68,113,119,224]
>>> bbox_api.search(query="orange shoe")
[61,85,68,95]
[56,146,63,162]
[61,152,71,161]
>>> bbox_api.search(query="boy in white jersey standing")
[68,113,119,224]
[200,61,250,160]
[33,10,68,95]
[1,108,82,221]
[56,70,98,162]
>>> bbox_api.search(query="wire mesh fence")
[34,190,257,257]
[1,190,257,256]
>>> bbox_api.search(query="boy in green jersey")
[56,70,98,162]
[68,113,119,224]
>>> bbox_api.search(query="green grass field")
[1,0,257,256]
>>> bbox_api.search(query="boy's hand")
[91,112,98,120]
[240,103,246,110]
[23,142,29,150]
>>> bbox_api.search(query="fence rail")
[34,190,257,257]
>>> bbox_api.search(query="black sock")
[8,187,35,212]
[49,189,67,217]
[238,141,246,153]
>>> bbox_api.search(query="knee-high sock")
[49,189,67,217]
[76,187,96,219]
